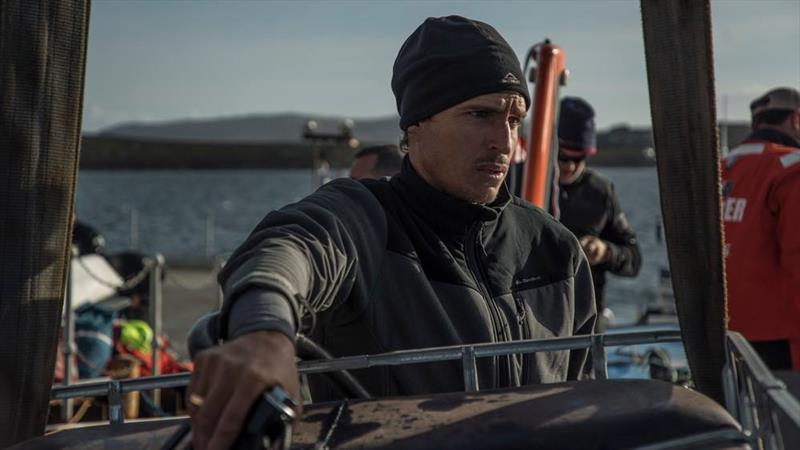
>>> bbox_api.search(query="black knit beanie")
[392,15,530,130]
[558,97,597,153]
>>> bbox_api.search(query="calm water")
[75,166,667,324]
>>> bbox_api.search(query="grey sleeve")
[567,250,598,380]
[217,178,387,340]
[227,288,297,341]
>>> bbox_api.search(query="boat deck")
[161,260,222,359]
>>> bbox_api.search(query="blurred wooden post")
[0,0,90,444]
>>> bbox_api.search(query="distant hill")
[92,113,752,169]
[97,112,403,144]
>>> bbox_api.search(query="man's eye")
[509,117,522,127]
[469,110,491,119]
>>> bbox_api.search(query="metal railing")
[50,327,800,448]
[51,327,682,424]
[723,331,800,450]
[148,253,165,406]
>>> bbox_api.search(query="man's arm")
[217,179,387,338]
[189,179,387,450]
[598,185,642,277]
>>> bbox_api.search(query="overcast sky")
[83,0,800,132]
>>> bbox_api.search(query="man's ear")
[406,123,421,152]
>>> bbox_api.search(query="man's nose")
[488,120,514,155]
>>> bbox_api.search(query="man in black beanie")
[187,16,596,449]
[556,97,642,330]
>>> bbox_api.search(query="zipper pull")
[514,295,526,325]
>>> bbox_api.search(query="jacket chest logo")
[512,275,544,291]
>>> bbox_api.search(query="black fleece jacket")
[219,158,597,400]
[558,168,642,311]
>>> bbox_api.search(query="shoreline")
[80,136,659,169]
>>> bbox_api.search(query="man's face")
[557,153,587,185]
[349,153,379,180]
[406,92,525,204]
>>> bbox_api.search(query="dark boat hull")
[13,379,745,449]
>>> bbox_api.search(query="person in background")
[349,144,404,180]
[556,97,642,330]
[722,86,800,371]
[186,16,596,450]
[72,214,106,256]
[104,251,156,321]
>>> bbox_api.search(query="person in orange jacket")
[722,87,800,371]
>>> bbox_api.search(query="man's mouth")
[476,163,508,179]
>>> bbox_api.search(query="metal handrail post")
[740,373,757,446]
[149,253,165,406]
[768,403,788,450]
[722,336,740,423]
[462,347,479,392]
[591,334,608,380]
[108,380,124,424]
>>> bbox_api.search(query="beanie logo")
[501,72,520,85]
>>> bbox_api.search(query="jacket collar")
[391,156,510,236]
[746,128,800,148]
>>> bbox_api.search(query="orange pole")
[520,44,565,208]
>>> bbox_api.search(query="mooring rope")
[74,255,154,291]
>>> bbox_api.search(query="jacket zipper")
[514,294,530,382]
[466,223,506,387]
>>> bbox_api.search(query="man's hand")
[187,330,300,450]
[579,235,611,266]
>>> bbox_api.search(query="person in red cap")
[722,87,800,371]
[556,97,642,329]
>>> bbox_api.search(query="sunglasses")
[557,154,586,163]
